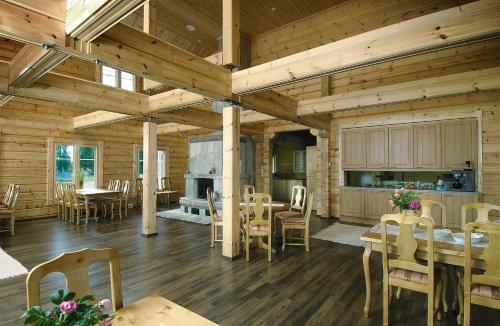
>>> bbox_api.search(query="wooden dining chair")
[0,184,19,235]
[462,203,500,229]
[243,185,255,197]
[275,185,307,221]
[420,200,447,227]
[110,180,130,219]
[462,222,500,326]
[26,248,123,311]
[160,177,176,206]
[1,184,14,208]
[135,178,143,208]
[61,184,73,222]
[207,187,222,248]
[380,213,441,326]
[54,183,65,220]
[244,193,273,262]
[282,192,314,252]
[68,184,98,225]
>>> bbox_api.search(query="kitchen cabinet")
[342,129,366,169]
[414,122,441,169]
[389,125,413,169]
[415,191,443,226]
[365,189,390,220]
[442,193,479,229]
[441,119,477,169]
[366,127,388,169]
[340,188,364,218]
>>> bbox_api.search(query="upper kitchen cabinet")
[342,129,366,169]
[389,125,413,169]
[414,122,441,169]
[366,127,388,169]
[441,119,477,169]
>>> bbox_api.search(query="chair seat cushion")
[471,284,500,300]
[248,224,270,232]
[389,268,428,285]
[275,211,302,219]
[282,217,306,225]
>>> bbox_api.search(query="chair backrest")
[207,187,218,220]
[135,178,143,197]
[3,184,14,206]
[462,203,500,229]
[464,222,500,299]
[107,180,115,190]
[26,248,123,311]
[243,185,255,198]
[61,184,74,204]
[161,177,172,191]
[304,192,314,225]
[380,213,434,284]
[290,186,307,213]
[113,180,121,191]
[66,184,78,204]
[121,180,130,197]
[420,200,447,227]
[244,193,272,226]
[6,185,20,210]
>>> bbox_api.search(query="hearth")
[196,178,213,199]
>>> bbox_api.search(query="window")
[157,150,166,181]
[138,148,144,178]
[136,148,168,185]
[293,150,306,173]
[55,144,98,187]
[101,65,135,91]
[272,154,277,173]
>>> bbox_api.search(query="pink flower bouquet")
[389,188,421,212]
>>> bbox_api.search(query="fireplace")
[196,178,213,199]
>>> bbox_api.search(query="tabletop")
[239,201,286,207]
[76,188,121,196]
[112,294,219,326]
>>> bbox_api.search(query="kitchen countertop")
[340,186,479,195]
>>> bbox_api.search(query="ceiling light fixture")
[186,24,197,32]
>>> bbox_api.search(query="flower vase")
[402,209,417,215]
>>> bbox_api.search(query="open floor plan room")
[0,0,500,325]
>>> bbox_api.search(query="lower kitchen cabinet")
[442,193,479,229]
[340,188,365,218]
[364,190,390,221]
[415,191,444,227]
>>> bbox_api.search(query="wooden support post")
[222,0,240,68]
[142,121,158,236]
[317,134,330,217]
[222,104,240,258]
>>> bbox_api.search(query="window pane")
[138,149,144,178]
[80,146,96,188]
[121,71,135,91]
[56,145,74,183]
[157,151,165,182]
[138,161,144,178]
[102,66,117,87]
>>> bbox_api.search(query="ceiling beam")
[297,67,500,115]
[154,108,221,129]
[232,0,500,94]
[222,0,240,68]
[90,23,232,99]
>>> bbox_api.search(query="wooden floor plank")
[0,210,498,325]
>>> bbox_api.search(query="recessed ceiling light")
[186,24,196,32]
[271,7,277,11]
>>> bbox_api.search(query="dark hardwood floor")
[0,209,498,325]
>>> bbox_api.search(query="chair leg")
[457,279,464,325]
[125,199,128,217]
[268,234,272,262]
[210,223,215,248]
[383,281,389,326]
[111,203,114,219]
[428,287,435,326]
[463,284,471,326]
[10,213,15,235]
[57,204,61,219]
[119,199,122,219]
[93,205,98,222]
[281,226,286,252]
[305,227,309,252]
[396,287,402,300]
[245,234,250,262]
[441,267,449,314]
[76,207,81,225]
[435,279,443,321]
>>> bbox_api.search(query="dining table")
[361,224,487,318]
[76,188,122,224]
[112,294,219,326]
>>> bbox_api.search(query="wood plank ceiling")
[122,0,347,57]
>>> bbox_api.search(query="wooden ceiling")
[0,37,23,62]
[123,0,346,57]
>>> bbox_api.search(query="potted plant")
[389,188,421,214]
[76,171,85,189]
[22,289,115,325]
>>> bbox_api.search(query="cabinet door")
[389,125,413,169]
[342,129,366,169]
[365,127,388,169]
[441,119,477,169]
[415,192,443,226]
[414,123,441,169]
[365,190,390,221]
[442,194,479,229]
[340,188,364,217]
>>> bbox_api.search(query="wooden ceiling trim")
[233,0,500,94]
[297,67,500,115]
[91,23,232,99]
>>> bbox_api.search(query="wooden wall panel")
[0,98,192,220]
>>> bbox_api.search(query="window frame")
[100,65,136,92]
[133,144,169,187]
[293,150,306,173]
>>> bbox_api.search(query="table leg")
[363,242,373,318]
[84,197,90,225]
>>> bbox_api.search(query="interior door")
[306,146,318,210]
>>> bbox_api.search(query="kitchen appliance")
[451,161,476,192]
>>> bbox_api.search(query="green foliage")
[389,188,421,211]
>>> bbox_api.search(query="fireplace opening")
[196,178,214,199]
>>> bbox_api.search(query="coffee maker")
[451,161,475,192]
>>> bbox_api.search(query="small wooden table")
[76,189,121,224]
[361,229,486,318]
[113,294,219,326]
